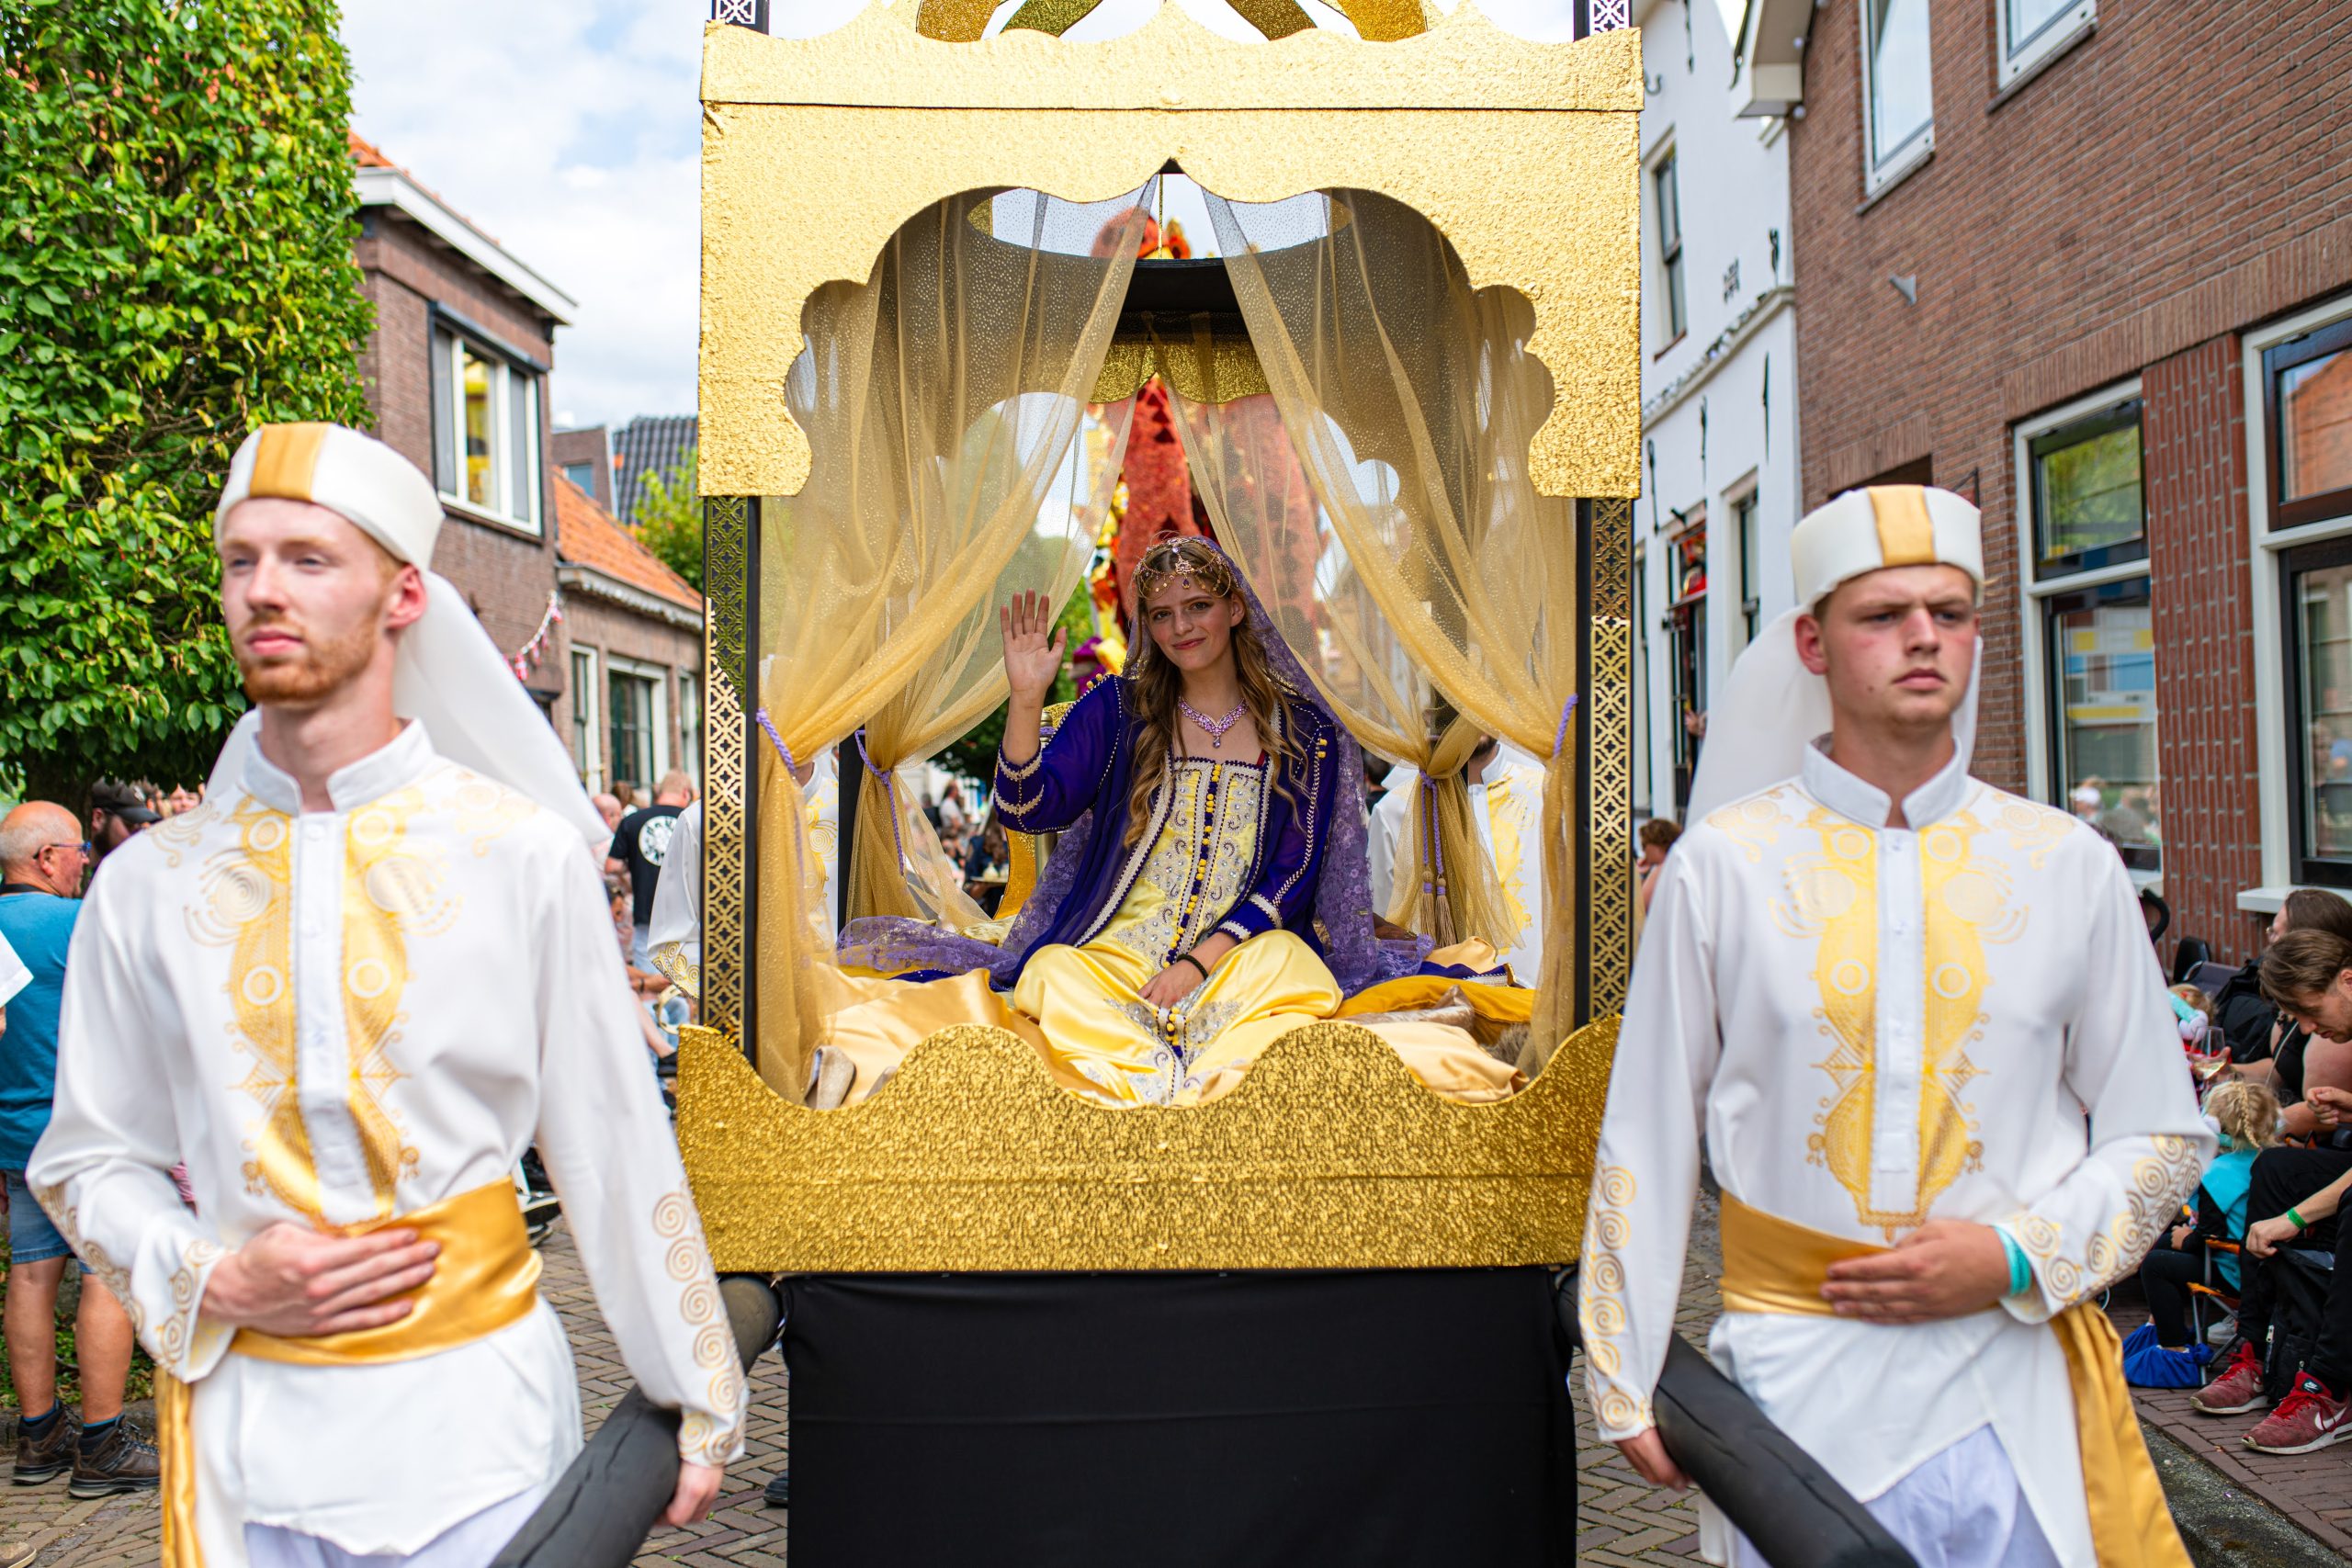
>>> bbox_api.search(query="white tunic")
[648,752,839,1002]
[28,722,746,1561]
[1577,740,2209,1568]
[1367,749,1546,981]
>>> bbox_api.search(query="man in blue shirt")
[0,801,153,1495]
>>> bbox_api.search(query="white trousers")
[244,1486,547,1568]
[1731,1426,2061,1568]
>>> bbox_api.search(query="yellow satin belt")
[1715,1193,2189,1568]
[161,1179,545,1568]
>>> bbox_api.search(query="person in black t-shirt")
[606,770,695,973]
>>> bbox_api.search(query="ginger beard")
[219,498,413,709]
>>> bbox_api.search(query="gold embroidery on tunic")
[1578,1162,1650,1429]
[1704,788,1790,863]
[1487,774,1532,942]
[1989,795,2077,870]
[341,789,440,1216]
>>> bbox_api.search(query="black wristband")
[1176,952,1209,981]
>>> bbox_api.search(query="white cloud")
[341,0,707,430]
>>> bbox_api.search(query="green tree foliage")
[633,447,703,592]
[0,0,374,799]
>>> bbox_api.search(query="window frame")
[2280,533,2352,889]
[1632,543,1651,816]
[1858,0,1935,197]
[1996,0,2095,90]
[2026,394,2147,582]
[679,669,703,779]
[2037,577,2160,876]
[1731,485,1761,648]
[429,322,545,536]
[570,646,602,790]
[1666,508,1708,813]
[1652,146,1687,348]
[2014,377,2159,882]
[605,655,671,794]
[2264,312,2352,534]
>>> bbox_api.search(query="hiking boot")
[68,1420,159,1498]
[2244,1375,2352,1455]
[2192,1339,2267,1415]
[10,1406,78,1485]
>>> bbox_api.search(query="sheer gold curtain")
[847,395,1138,930]
[1153,337,1511,950]
[755,188,1147,1101]
[1204,188,1584,1060]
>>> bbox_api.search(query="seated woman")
[829,537,1517,1109]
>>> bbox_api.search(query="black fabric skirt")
[780,1268,1577,1568]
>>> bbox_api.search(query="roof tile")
[554,475,702,616]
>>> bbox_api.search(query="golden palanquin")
[683,1,1641,1275]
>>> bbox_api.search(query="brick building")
[1781,0,2352,961]
[551,477,704,797]
[351,134,574,716]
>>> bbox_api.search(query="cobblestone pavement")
[3,1206,1734,1567]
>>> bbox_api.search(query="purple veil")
[836,539,1429,994]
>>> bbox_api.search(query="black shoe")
[68,1420,160,1498]
[11,1406,78,1485]
[763,1470,789,1508]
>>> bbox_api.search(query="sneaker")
[10,1406,78,1485]
[2192,1340,2267,1415]
[67,1420,160,1498]
[2244,1375,2352,1455]
[0,1534,33,1568]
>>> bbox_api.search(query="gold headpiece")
[1133,536,1236,603]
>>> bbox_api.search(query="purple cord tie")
[753,708,796,773]
[1552,694,1580,759]
[854,728,910,875]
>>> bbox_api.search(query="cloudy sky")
[339,0,1580,434]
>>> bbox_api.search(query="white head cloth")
[208,423,605,845]
[1684,484,1984,823]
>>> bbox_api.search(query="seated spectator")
[963,818,1011,917]
[2129,1078,2280,1384]
[1635,817,1679,917]
[2194,929,2352,1450]
[2214,888,2352,1065]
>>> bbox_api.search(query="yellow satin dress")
[1011,756,1515,1107]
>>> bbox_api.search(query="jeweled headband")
[1133,536,1237,603]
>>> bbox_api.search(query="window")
[1632,547,1651,815]
[1860,0,1933,189]
[1998,0,2094,87]
[570,649,601,788]
[2018,386,2157,876]
[1668,515,1707,812]
[607,665,663,795]
[2285,538,2352,886]
[1654,150,1687,345]
[430,325,543,532]
[679,670,703,776]
[561,460,597,493]
[2043,583,2159,873]
[2029,399,2144,580]
[1733,491,1760,644]
[2266,315,2352,533]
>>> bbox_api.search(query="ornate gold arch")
[695,5,1642,502]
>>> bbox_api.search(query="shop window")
[2284,537,2352,886]
[1654,149,1686,345]
[1860,0,1933,190]
[430,325,543,533]
[2042,581,2159,874]
[2267,315,2352,532]
[1668,517,1707,812]
[2029,399,2144,581]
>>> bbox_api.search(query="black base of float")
[781,1268,1577,1568]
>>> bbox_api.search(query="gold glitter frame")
[695,7,1641,501]
[699,496,752,1037]
[1585,497,1634,1018]
[679,1018,1616,1272]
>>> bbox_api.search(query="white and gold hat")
[1684,484,1984,821]
[208,423,604,846]
[1790,484,1983,609]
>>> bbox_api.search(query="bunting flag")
[509,591,564,681]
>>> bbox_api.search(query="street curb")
[2144,1417,2344,1567]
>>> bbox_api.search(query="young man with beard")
[29,423,741,1567]
[1578,486,2209,1567]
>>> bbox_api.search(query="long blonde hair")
[2206,1078,2282,1153]
[1121,544,1299,848]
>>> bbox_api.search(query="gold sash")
[1717,1192,2189,1568]
[161,1179,544,1568]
